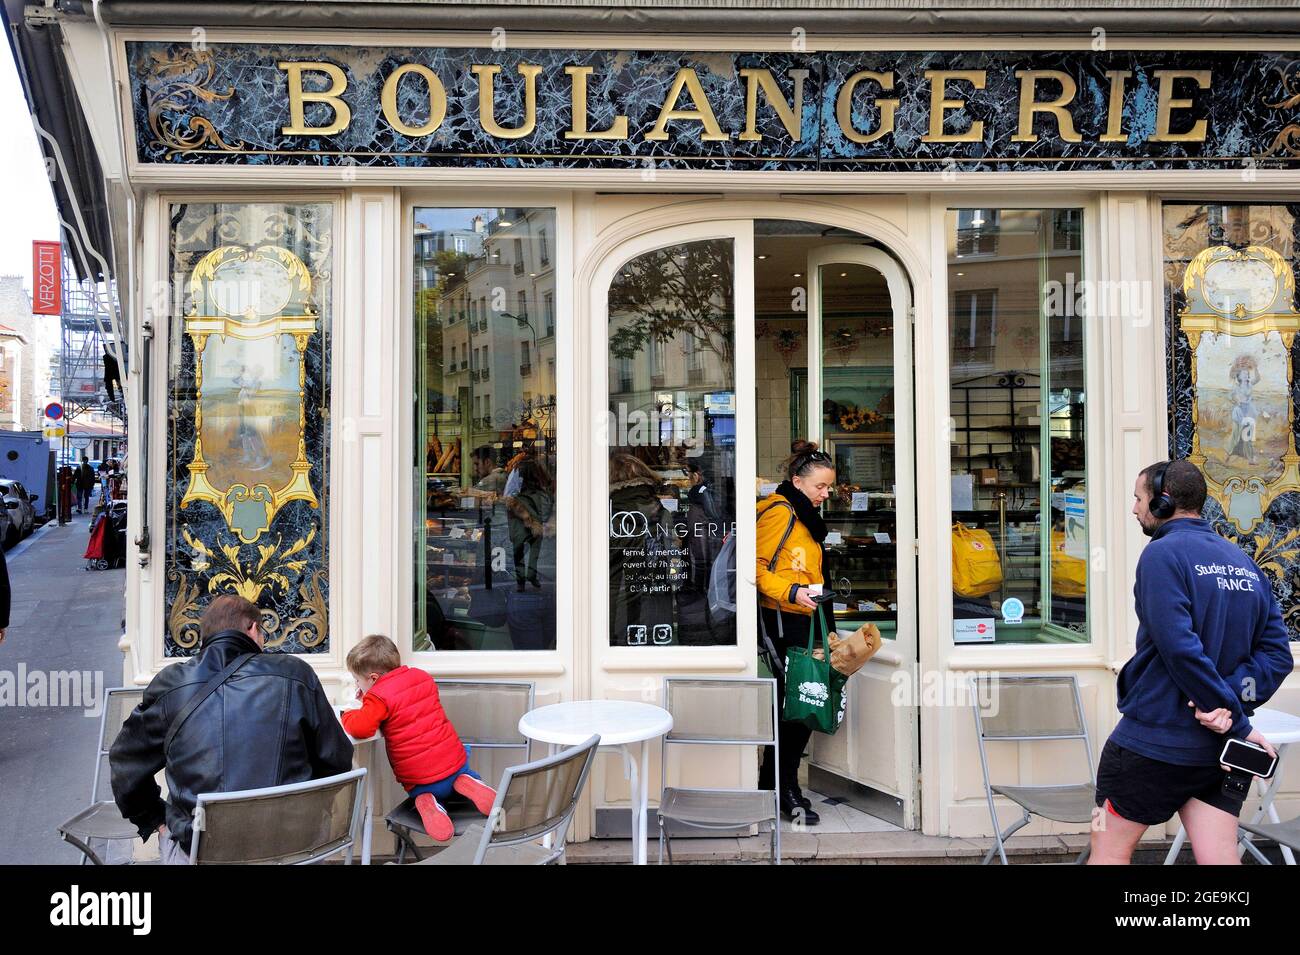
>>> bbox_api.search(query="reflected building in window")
[414,207,558,652]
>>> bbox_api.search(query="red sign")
[32,241,61,315]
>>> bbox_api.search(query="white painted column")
[338,189,401,670]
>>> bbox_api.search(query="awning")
[2,1,113,284]
[65,0,1300,35]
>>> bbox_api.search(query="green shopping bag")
[782,610,849,735]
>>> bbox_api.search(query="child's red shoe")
[414,793,454,841]
[453,775,498,816]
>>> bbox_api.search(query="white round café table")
[1163,707,1300,865]
[519,700,674,865]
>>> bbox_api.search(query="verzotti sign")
[32,241,60,315]
[129,43,1300,171]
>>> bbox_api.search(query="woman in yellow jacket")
[756,439,836,825]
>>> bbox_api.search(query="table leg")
[621,744,643,865]
[354,741,375,866]
[362,765,373,866]
[637,740,650,866]
[1239,742,1293,866]
[543,743,558,852]
[1163,826,1187,865]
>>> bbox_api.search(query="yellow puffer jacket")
[755,492,823,616]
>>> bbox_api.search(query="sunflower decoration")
[836,403,884,433]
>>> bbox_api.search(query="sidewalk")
[564,832,1188,865]
[0,503,126,864]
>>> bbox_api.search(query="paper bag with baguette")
[811,622,883,677]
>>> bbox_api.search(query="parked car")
[0,479,38,543]
[0,499,15,549]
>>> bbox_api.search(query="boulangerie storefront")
[41,3,1299,848]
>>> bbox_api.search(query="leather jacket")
[109,629,355,851]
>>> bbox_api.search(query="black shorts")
[1094,738,1245,826]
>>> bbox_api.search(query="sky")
[0,41,61,290]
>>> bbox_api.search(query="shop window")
[413,207,557,652]
[952,289,998,371]
[955,209,1000,257]
[947,208,1087,644]
[1163,202,1300,640]
[607,239,736,647]
[163,201,334,655]
[1053,209,1082,253]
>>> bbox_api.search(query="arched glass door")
[602,224,753,650]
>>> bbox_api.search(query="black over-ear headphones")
[1150,462,1176,519]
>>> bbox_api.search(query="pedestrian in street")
[1089,460,1294,865]
[75,456,95,514]
[109,594,354,864]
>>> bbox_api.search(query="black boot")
[781,786,819,825]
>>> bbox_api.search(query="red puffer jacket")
[367,666,466,788]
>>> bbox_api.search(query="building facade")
[12,0,1300,850]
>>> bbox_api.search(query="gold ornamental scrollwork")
[165,569,204,650]
[1181,244,1300,531]
[142,47,246,157]
[1261,60,1300,159]
[181,244,319,544]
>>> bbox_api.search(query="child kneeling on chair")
[342,635,496,840]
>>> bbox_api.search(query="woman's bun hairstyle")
[783,438,832,480]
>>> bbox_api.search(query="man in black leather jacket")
[110,595,354,859]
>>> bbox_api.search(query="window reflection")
[607,239,736,647]
[413,208,557,651]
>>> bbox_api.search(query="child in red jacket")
[341,635,496,841]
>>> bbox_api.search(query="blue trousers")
[406,747,483,802]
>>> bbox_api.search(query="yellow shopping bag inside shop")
[952,523,1003,598]
[1050,530,1088,597]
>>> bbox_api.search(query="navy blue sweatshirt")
[1112,518,1293,766]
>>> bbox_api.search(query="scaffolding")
[59,254,124,461]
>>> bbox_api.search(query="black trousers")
[758,604,831,795]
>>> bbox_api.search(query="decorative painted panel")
[165,202,333,655]
[1165,203,1300,639]
[128,42,1300,171]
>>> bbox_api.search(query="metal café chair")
[971,674,1096,865]
[658,677,781,865]
[1237,815,1300,865]
[56,687,145,865]
[412,734,600,865]
[189,768,368,865]
[385,679,535,862]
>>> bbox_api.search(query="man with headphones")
[1090,460,1294,864]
